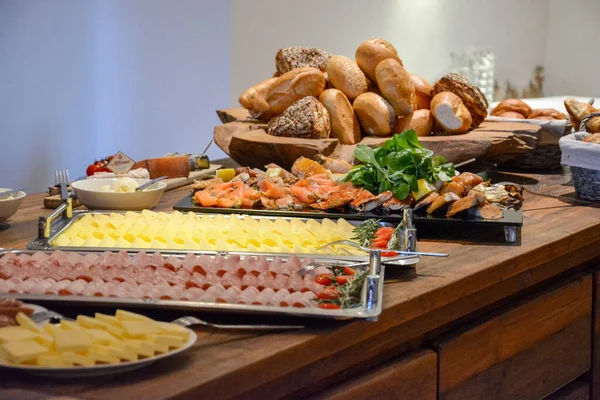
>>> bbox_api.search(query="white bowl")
[71,178,167,211]
[0,189,26,222]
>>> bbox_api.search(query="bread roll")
[585,116,600,133]
[355,38,403,82]
[491,99,532,118]
[430,92,472,134]
[318,89,361,145]
[353,92,396,136]
[410,74,433,110]
[267,96,330,139]
[375,58,415,117]
[326,55,368,101]
[239,77,278,116]
[528,108,566,120]
[583,133,600,143]
[393,109,435,137]
[275,47,332,75]
[564,98,596,130]
[432,73,488,128]
[496,111,525,119]
[265,67,326,119]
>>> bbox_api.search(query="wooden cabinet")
[311,350,437,400]
[435,274,592,400]
[545,381,590,400]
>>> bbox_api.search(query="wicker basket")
[559,117,600,201]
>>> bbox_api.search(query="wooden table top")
[1,170,600,400]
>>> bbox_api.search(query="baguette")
[353,92,396,136]
[326,55,368,101]
[265,67,326,119]
[375,58,415,117]
[355,38,403,82]
[430,92,472,134]
[318,89,361,144]
[238,77,277,116]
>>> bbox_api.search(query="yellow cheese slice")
[123,340,155,358]
[156,322,190,340]
[53,330,92,353]
[121,320,159,338]
[77,315,107,330]
[15,312,42,333]
[36,353,73,367]
[92,344,137,362]
[94,313,124,327]
[115,309,154,322]
[86,348,120,364]
[143,334,185,349]
[1,340,48,364]
[0,326,40,343]
[61,351,95,366]
[87,329,122,345]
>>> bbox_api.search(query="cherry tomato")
[318,303,341,309]
[336,275,350,285]
[372,238,388,248]
[343,267,355,275]
[375,227,394,240]
[315,273,333,286]
[316,287,339,300]
[381,251,398,257]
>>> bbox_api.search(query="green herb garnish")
[345,130,455,200]
[351,219,380,247]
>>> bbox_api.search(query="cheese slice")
[143,334,185,349]
[53,330,92,353]
[0,327,40,343]
[37,353,73,367]
[61,351,95,366]
[86,348,120,364]
[95,313,124,327]
[115,310,154,322]
[77,315,108,330]
[1,340,48,364]
[121,320,158,338]
[15,312,42,333]
[156,322,190,340]
[123,340,155,358]
[87,329,122,345]
[92,344,137,362]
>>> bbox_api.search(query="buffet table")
[1,168,600,400]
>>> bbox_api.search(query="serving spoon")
[136,176,168,191]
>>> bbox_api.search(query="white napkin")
[560,133,600,170]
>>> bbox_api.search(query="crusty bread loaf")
[265,67,326,119]
[318,89,361,145]
[355,38,403,82]
[392,109,435,137]
[430,92,472,134]
[564,98,597,130]
[528,108,566,120]
[267,96,330,139]
[496,111,526,119]
[375,58,415,117]
[275,47,332,75]
[134,157,190,179]
[238,77,278,116]
[410,74,433,110]
[326,55,368,101]
[491,99,532,118]
[353,92,396,136]
[432,73,488,128]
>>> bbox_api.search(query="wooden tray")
[214,108,541,170]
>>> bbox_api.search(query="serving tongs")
[39,170,74,239]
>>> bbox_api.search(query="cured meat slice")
[236,287,261,304]
[222,272,242,289]
[270,289,292,307]
[256,288,276,305]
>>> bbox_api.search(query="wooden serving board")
[214,108,541,170]
[43,164,222,209]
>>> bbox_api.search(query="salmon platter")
[0,249,385,320]
[175,132,524,243]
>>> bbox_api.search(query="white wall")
[543,0,600,97]
[0,0,230,193]
[230,0,550,107]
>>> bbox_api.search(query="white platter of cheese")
[0,309,196,377]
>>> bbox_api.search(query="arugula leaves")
[345,130,455,200]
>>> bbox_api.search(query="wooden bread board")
[214,108,542,170]
[43,164,222,209]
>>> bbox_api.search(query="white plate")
[0,328,197,377]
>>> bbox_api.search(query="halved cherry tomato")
[381,251,398,257]
[318,303,341,309]
[86,163,110,176]
[343,267,355,275]
[336,275,350,285]
[317,287,339,300]
[372,238,388,248]
[375,227,394,240]
[315,273,333,286]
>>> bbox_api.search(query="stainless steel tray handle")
[39,200,72,239]
[365,249,383,321]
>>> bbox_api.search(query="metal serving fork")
[170,316,305,331]
[54,169,70,201]
[296,254,418,277]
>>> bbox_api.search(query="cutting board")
[214,108,541,170]
[43,164,222,209]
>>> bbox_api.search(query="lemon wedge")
[411,179,437,201]
[216,168,236,182]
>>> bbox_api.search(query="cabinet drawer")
[311,350,436,400]
[436,274,592,400]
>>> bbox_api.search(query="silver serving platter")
[28,208,420,267]
[0,249,387,321]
